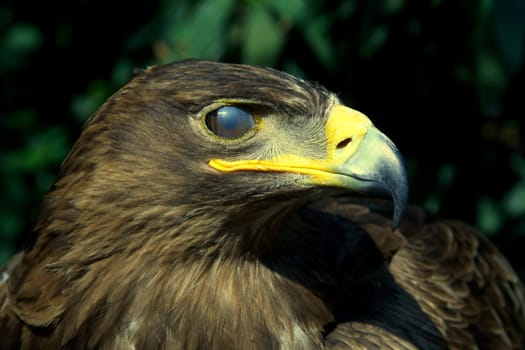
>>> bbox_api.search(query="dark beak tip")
[391,206,404,231]
[390,159,409,231]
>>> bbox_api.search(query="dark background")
[1,0,524,278]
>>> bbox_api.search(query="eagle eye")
[205,106,256,139]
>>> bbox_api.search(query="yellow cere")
[324,105,372,161]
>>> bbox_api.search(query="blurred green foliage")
[0,0,524,277]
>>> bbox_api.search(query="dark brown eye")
[205,106,256,139]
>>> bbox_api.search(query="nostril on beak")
[336,137,352,150]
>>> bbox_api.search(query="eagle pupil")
[206,106,255,139]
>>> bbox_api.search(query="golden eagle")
[1,60,524,349]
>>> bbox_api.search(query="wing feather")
[315,197,524,349]
[325,322,418,349]
[391,207,525,349]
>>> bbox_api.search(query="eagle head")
[37,59,407,256]
[7,59,410,348]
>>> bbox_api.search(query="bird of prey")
[0,60,524,349]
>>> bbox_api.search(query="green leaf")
[163,0,235,62]
[19,126,70,171]
[510,153,525,179]
[0,209,22,241]
[70,80,112,123]
[0,22,43,72]
[383,0,406,14]
[282,59,306,79]
[0,108,36,130]
[266,0,309,23]
[503,182,525,217]
[476,197,503,235]
[111,58,135,87]
[475,50,507,111]
[359,25,389,59]
[242,3,284,66]
[35,170,57,195]
[2,22,43,53]
[336,0,357,19]
[423,193,441,212]
[0,176,27,207]
[437,163,456,189]
[303,16,336,68]
[493,0,525,73]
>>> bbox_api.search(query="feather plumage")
[0,60,523,349]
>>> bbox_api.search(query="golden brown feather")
[0,60,523,349]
